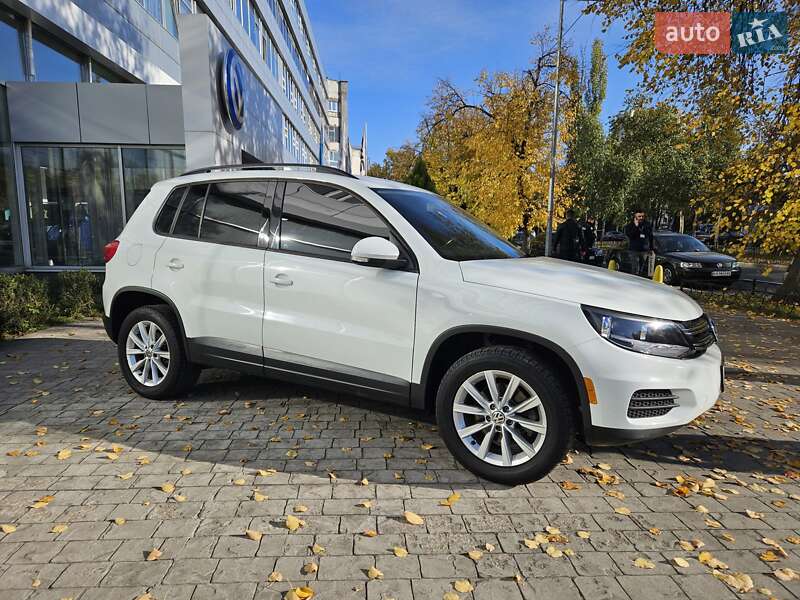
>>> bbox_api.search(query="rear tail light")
[103,240,120,263]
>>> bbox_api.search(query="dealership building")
[0,0,366,271]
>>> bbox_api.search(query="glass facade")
[32,28,83,82]
[0,87,19,267]
[17,145,184,268]
[122,148,185,218]
[0,11,24,82]
[23,147,122,267]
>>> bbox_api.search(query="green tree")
[586,0,800,299]
[366,143,417,182]
[405,156,437,192]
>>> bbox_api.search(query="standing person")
[623,208,654,276]
[579,216,596,263]
[553,209,583,262]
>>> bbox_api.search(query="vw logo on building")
[220,48,245,130]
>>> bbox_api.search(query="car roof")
[154,168,425,194]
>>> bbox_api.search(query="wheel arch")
[413,325,592,438]
[109,287,190,358]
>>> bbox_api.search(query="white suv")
[102,165,722,484]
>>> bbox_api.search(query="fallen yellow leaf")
[453,579,474,593]
[403,511,424,525]
[285,515,305,532]
[439,492,462,506]
[245,529,263,542]
[146,548,162,561]
[367,566,383,580]
[393,546,408,557]
[634,557,655,569]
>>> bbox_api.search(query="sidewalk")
[0,312,797,600]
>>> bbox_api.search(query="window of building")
[172,184,207,238]
[122,148,186,218]
[279,182,389,260]
[90,60,125,83]
[154,186,186,235]
[22,146,123,266]
[0,88,19,266]
[327,149,340,165]
[0,11,24,82]
[327,99,339,113]
[326,126,339,143]
[178,0,195,14]
[200,181,266,247]
[32,28,84,82]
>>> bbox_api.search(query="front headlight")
[582,306,694,359]
[679,261,702,269]
[732,261,739,269]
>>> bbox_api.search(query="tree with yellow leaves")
[417,34,576,249]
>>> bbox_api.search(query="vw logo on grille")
[716,262,723,267]
[220,49,245,130]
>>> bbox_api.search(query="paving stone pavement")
[0,309,798,600]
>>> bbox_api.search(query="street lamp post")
[544,0,565,257]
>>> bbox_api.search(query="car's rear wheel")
[436,346,574,485]
[117,306,199,399]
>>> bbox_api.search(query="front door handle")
[270,273,293,286]
[168,258,184,271]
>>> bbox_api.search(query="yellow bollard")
[608,259,618,271]
[652,264,664,284]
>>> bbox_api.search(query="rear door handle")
[168,258,184,271]
[270,273,293,286]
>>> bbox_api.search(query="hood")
[661,251,735,264]
[459,257,702,322]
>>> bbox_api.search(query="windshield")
[374,188,523,261]
[657,235,709,253]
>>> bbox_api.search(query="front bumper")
[575,336,722,445]
[102,315,114,341]
[678,266,741,284]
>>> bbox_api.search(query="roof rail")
[181,163,357,178]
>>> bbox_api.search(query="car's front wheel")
[436,346,574,485]
[662,264,678,286]
[117,306,199,399]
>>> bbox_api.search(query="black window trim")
[269,178,419,273]
[152,179,274,251]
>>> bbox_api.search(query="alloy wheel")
[452,370,547,467]
[125,320,170,387]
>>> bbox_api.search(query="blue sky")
[305,0,641,165]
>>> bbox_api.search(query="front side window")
[374,188,523,261]
[656,235,710,253]
[200,181,267,247]
[172,184,207,238]
[279,182,389,260]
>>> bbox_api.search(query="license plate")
[711,270,732,277]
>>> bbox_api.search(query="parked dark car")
[601,230,625,242]
[654,233,741,288]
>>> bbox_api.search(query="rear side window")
[172,185,208,238]
[154,186,186,235]
[200,181,267,247]
[279,182,389,260]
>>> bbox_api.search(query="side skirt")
[187,338,411,406]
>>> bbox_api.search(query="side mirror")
[351,237,407,269]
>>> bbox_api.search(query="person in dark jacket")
[623,209,654,275]
[624,209,654,252]
[553,209,583,262]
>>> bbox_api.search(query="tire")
[435,345,574,485]
[662,264,678,286]
[117,305,200,399]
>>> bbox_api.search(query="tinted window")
[280,182,389,260]
[172,185,207,238]
[154,186,186,234]
[200,181,267,247]
[374,188,523,261]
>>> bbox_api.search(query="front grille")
[628,389,678,419]
[679,314,716,355]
